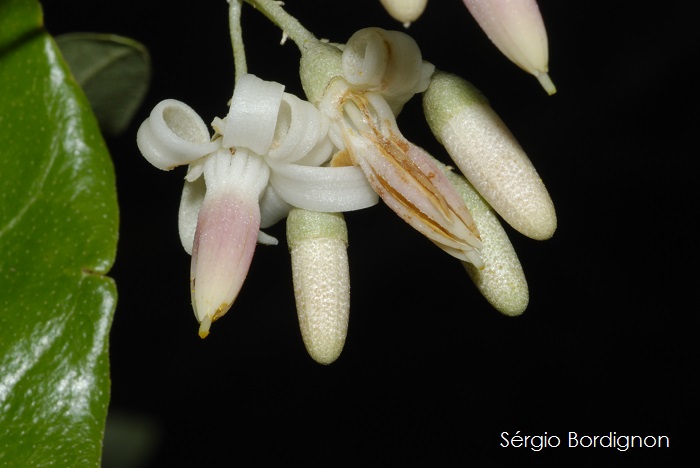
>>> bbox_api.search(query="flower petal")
[178,176,206,255]
[266,92,332,164]
[342,27,434,114]
[136,99,220,170]
[320,78,484,267]
[259,184,292,229]
[222,73,285,154]
[268,160,379,213]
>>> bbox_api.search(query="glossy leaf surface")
[0,0,119,466]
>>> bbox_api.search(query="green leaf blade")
[0,1,119,466]
[56,33,151,136]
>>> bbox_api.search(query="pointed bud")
[191,149,270,338]
[379,0,428,28]
[287,209,350,365]
[462,0,556,94]
[423,71,556,240]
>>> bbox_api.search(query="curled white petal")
[269,161,378,213]
[342,27,434,113]
[294,135,335,167]
[222,73,285,154]
[267,92,332,164]
[136,99,219,170]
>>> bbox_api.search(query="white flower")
[136,74,378,337]
[317,27,485,268]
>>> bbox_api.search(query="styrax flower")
[136,74,377,337]
[134,0,560,362]
[320,78,484,268]
[299,25,554,317]
[316,27,485,268]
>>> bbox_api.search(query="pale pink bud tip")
[463,0,556,94]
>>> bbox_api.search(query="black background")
[41,1,695,466]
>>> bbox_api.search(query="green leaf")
[56,32,151,137]
[0,0,119,466]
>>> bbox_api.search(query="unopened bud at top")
[462,0,556,94]
[379,0,428,28]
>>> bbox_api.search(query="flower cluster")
[135,0,556,364]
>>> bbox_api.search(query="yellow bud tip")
[537,72,557,95]
[198,315,212,339]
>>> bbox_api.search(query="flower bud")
[299,41,343,105]
[440,165,528,316]
[462,0,555,94]
[287,208,350,364]
[379,0,428,27]
[423,71,556,240]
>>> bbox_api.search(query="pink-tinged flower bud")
[462,0,556,94]
[287,209,350,365]
[320,78,484,268]
[423,71,556,240]
[191,148,270,338]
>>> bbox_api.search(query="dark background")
[41,1,695,466]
